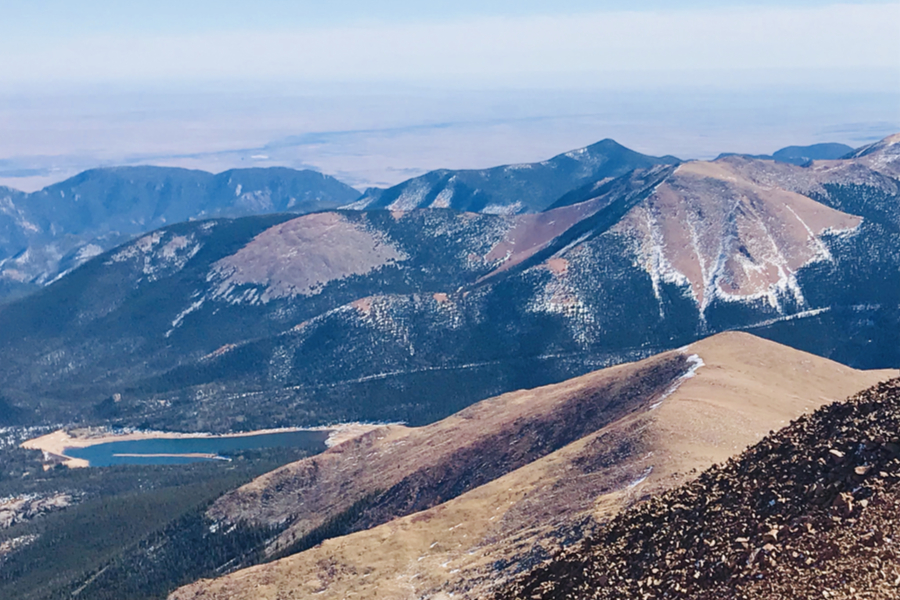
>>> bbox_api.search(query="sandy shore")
[22,424,386,468]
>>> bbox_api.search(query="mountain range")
[0,167,360,300]
[0,140,867,304]
[0,140,679,303]
[0,134,896,432]
[346,139,679,213]
[0,131,897,600]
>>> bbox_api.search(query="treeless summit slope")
[170,334,895,600]
[497,378,900,600]
[203,347,693,559]
[617,158,861,312]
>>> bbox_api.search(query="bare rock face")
[210,212,408,303]
[481,197,610,278]
[620,160,861,314]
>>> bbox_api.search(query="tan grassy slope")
[207,346,695,556]
[171,332,896,600]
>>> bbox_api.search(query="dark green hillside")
[749,218,900,369]
[810,182,900,232]
[772,142,854,164]
[0,209,514,427]
[713,142,855,165]
[0,445,317,600]
[23,166,360,237]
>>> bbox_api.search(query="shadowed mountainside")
[347,138,679,213]
[715,141,855,166]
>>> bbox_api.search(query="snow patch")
[481,201,522,215]
[106,232,202,282]
[341,196,378,210]
[388,179,432,211]
[46,268,72,286]
[785,205,833,264]
[107,232,164,263]
[734,307,831,331]
[650,354,704,410]
[431,185,455,209]
[166,298,205,337]
[638,208,694,318]
[627,467,653,488]
[17,218,40,233]
[75,244,104,263]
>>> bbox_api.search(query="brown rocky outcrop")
[497,379,900,600]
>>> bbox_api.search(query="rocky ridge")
[496,378,900,600]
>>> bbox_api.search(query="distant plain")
[2,82,898,192]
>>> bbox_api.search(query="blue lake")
[64,430,331,467]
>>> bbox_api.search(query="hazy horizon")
[2,1,898,192]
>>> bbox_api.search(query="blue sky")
[7,1,899,33]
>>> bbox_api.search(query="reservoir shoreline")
[22,423,384,468]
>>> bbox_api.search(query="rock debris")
[495,379,900,600]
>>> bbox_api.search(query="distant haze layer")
[1,2,897,191]
[1,84,897,192]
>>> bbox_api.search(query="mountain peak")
[615,159,860,313]
[843,133,900,177]
[582,138,624,150]
[350,139,679,214]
